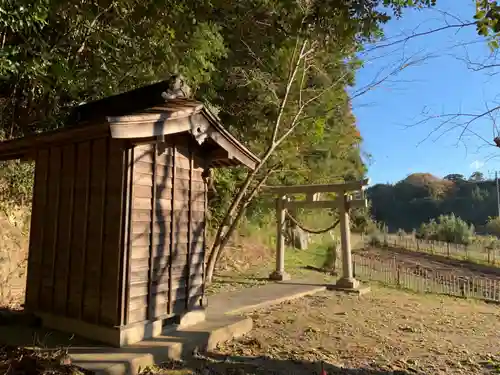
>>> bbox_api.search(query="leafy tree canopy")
[1,0,496,137]
[368,173,497,232]
[444,174,465,182]
[1,0,499,225]
[469,171,485,181]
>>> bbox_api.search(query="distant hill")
[367,173,497,232]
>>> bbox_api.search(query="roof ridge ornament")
[161,74,192,100]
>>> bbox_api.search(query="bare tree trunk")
[205,165,278,283]
[205,40,310,284]
[203,31,422,284]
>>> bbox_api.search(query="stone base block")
[36,311,165,347]
[269,271,291,281]
[36,307,206,348]
[335,277,359,289]
[327,281,371,296]
[177,307,206,329]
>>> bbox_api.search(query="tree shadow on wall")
[148,133,206,324]
[128,119,209,330]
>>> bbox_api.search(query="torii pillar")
[335,193,358,289]
[263,179,370,294]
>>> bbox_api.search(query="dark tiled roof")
[69,80,175,125]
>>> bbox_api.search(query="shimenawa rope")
[285,210,340,234]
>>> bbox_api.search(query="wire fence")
[352,254,500,303]
[360,233,500,266]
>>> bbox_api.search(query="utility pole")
[496,171,500,217]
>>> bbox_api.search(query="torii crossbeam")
[262,178,369,290]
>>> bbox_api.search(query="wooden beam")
[109,113,206,139]
[262,179,370,195]
[205,149,229,162]
[20,154,35,162]
[285,200,338,210]
[109,110,259,170]
[206,127,257,170]
[201,108,260,169]
[106,103,203,124]
[305,192,320,201]
[285,198,367,210]
[0,123,109,162]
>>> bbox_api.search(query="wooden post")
[269,196,290,281]
[335,193,359,289]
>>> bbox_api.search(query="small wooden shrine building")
[0,80,259,347]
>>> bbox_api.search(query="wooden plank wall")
[127,139,206,325]
[25,137,126,327]
[128,143,157,324]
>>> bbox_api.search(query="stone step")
[69,315,253,375]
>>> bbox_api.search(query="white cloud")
[469,160,485,170]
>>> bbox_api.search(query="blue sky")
[352,0,500,185]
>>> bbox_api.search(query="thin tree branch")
[271,39,308,144]
[216,163,281,260]
[363,21,476,54]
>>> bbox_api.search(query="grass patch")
[208,213,347,294]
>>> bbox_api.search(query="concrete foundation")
[37,311,168,347]
[327,282,371,295]
[335,277,360,289]
[178,307,207,329]
[0,314,253,375]
[3,280,329,375]
[37,306,208,348]
[70,315,253,375]
[269,271,291,281]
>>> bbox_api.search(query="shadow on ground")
[211,274,331,289]
[0,307,106,348]
[214,275,270,282]
[149,352,422,375]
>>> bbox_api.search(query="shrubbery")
[0,160,34,229]
[486,216,500,237]
[472,234,500,250]
[366,221,389,247]
[416,214,474,245]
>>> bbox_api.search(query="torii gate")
[262,178,369,290]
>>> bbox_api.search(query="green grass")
[207,211,350,295]
[285,243,328,268]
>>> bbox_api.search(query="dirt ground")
[0,345,88,375]
[0,214,28,309]
[144,286,500,375]
[355,246,500,281]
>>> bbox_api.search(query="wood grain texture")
[39,147,62,312]
[67,141,91,319]
[124,140,209,323]
[53,144,76,315]
[100,139,126,326]
[82,138,108,323]
[25,149,49,311]
[167,144,176,316]
[120,146,134,326]
[147,144,158,320]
